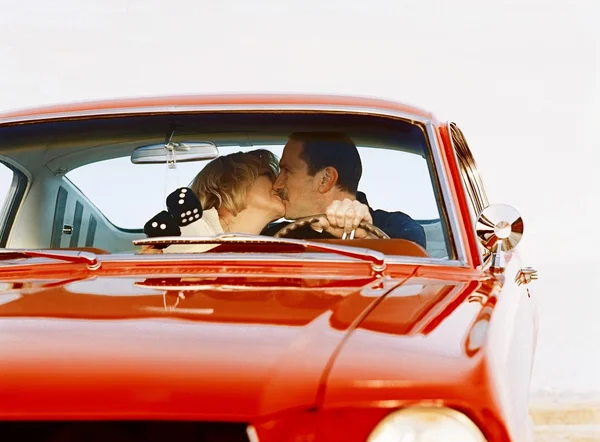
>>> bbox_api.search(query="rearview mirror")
[131,141,219,165]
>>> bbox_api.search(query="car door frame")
[446,122,491,267]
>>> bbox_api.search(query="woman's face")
[245,175,285,220]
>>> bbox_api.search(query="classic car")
[0,94,538,441]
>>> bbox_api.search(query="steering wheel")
[273,214,390,239]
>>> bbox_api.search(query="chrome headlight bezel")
[366,405,487,441]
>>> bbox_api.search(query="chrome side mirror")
[476,203,523,273]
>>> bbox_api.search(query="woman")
[190,149,285,235]
[142,149,285,254]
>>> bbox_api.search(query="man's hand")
[313,198,375,239]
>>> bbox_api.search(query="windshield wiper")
[134,233,386,275]
[0,249,100,270]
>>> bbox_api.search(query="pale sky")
[1,0,599,397]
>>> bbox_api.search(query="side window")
[449,123,489,221]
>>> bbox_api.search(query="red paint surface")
[0,94,537,441]
[0,256,530,441]
[0,93,434,124]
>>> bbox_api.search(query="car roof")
[0,93,436,125]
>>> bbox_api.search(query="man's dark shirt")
[260,192,427,249]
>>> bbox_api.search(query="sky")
[1,0,599,398]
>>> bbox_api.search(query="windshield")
[0,111,455,260]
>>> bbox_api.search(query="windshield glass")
[0,111,455,260]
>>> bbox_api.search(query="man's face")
[273,140,321,219]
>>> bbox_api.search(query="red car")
[0,94,538,441]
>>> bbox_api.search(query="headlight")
[367,406,486,442]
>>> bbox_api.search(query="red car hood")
[323,277,488,408]
[0,269,481,421]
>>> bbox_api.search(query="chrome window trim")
[446,122,485,266]
[425,122,467,265]
[0,159,29,247]
[0,102,468,267]
[0,171,18,244]
[0,253,468,272]
[103,252,467,268]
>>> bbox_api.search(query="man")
[261,132,427,249]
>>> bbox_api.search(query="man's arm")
[370,209,427,249]
[261,199,375,239]
[261,199,427,248]
[316,197,427,248]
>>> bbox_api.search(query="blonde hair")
[190,149,279,216]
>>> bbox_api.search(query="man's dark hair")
[289,132,362,194]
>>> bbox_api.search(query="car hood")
[0,268,483,421]
[322,276,491,408]
[0,271,404,420]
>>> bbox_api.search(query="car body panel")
[0,256,535,441]
[0,94,434,126]
[312,256,536,442]
[0,259,416,421]
[0,94,538,441]
[437,123,483,266]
